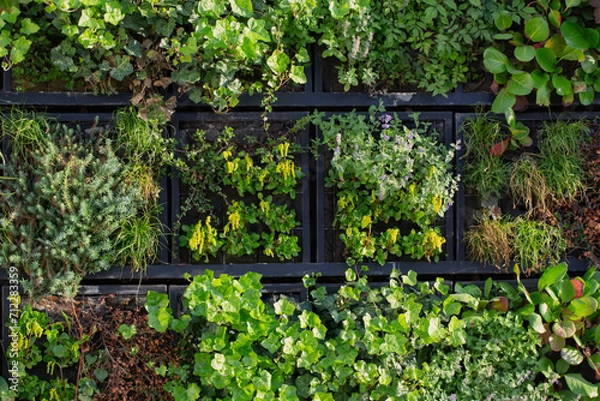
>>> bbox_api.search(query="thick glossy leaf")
[579,86,594,106]
[528,313,547,334]
[564,374,600,398]
[495,10,513,30]
[538,262,567,291]
[565,0,582,9]
[552,74,572,96]
[515,45,535,62]
[558,280,576,303]
[535,47,557,72]
[491,88,516,114]
[582,54,598,74]
[553,320,577,338]
[568,296,599,319]
[483,47,508,73]
[562,347,585,365]
[507,72,534,96]
[525,17,550,42]
[549,334,566,352]
[531,70,550,89]
[561,20,590,50]
[548,9,561,28]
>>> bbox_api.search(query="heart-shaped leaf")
[561,20,590,50]
[536,47,557,72]
[525,17,550,42]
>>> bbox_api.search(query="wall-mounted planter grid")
[1,52,599,377]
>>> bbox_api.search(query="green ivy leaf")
[535,47,557,72]
[230,0,253,18]
[267,50,290,75]
[483,47,508,74]
[560,20,590,50]
[19,18,40,35]
[290,65,306,84]
[10,35,30,64]
[491,88,516,114]
[104,0,124,25]
[525,17,550,42]
[110,55,133,81]
[564,374,599,398]
[506,72,534,96]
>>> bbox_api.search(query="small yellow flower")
[424,230,445,254]
[226,160,238,174]
[277,142,290,158]
[244,155,253,170]
[222,150,232,160]
[387,228,399,244]
[432,196,443,214]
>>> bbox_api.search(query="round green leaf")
[535,47,557,72]
[561,20,590,50]
[561,347,584,365]
[536,82,552,106]
[579,86,595,106]
[525,17,550,42]
[507,72,534,96]
[552,74,572,96]
[582,54,598,74]
[553,320,577,338]
[491,88,516,114]
[515,45,535,62]
[483,47,508,73]
[495,11,513,30]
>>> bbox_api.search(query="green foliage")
[517,263,600,400]
[176,126,304,262]
[485,0,600,128]
[2,0,317,113]
[0,109,167,298]
[317,0,518,95]
[146,269,556,400]
[311,105,459,265]
[9,304,100,401]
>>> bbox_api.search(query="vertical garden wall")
[1,0,600,398]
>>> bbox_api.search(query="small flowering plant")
[311,105,459,265]
[177,126,304,262]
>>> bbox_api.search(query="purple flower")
[379,114,393,129]
[449,395,457,401]
[382,134,390,141]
